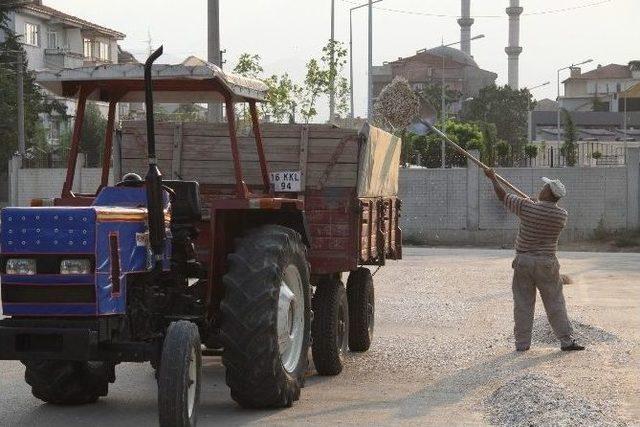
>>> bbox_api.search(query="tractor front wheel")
[157,321,202,427]
[221,225,311,409]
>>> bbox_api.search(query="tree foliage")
[232,53,296,123]
[415,81,462,122]
[80,103,107,167]
[0,4,66,170]
[233,53,264,79]
[561,108,578,166]
[296,39,350,123]
[263,73,296,123]
[461,84,534,145]
[404,119,484,168]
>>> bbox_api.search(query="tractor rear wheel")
[312,277,349,376]
[347,267,375,351]
[158,320,202,427]
[221,225,311,409]
[23,360,113,404]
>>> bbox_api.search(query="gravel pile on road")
[485,373,626,426]
[531,316,618,345]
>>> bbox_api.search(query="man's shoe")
[561,340,585,351]
[516,346,530,352]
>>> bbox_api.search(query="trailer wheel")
[23,360,112,404]
[312,277,349,375]
[158,320,201,427]
[221,225,311,409]
[347,267,375,352]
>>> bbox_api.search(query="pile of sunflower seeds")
[485,373,626,426]
[530,316,618,345]
[372,76,421,131]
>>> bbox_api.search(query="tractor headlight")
[60,259,91,275]
[6,259,36,275]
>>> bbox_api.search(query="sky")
[48,0,639,120]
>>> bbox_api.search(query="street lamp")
[349,0,383,118]
[556,59,593,145]
[436,34,485,168]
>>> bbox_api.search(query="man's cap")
[541,177,566,198]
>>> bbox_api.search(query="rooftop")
[19,1,125,39]
[564,64,632,82]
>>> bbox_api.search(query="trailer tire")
[23,360,112,405]
[158,320,202,427]
[347,267,375,352]
[221,225,311,409]
[312,277,349,376]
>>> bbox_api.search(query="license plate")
[270,171,302,192]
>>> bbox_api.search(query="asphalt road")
[1,248,638,426]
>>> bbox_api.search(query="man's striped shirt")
[504,194,568,256]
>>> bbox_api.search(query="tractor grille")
[1,284,96,304]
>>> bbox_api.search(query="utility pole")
[329,0,335,122]
[17,51,25,156]
[349,0,383,119]
[367,0,373,120]
[207,0,223,122]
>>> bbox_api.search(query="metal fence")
[21,148,107,169]
[525,142,627,168]
[408,141,630,169]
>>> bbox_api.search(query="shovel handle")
[421,121,529,199]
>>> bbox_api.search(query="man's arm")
[484,168,506,202]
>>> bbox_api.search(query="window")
[83,38,92,57]
[98,41,109,61]
[47,31,58,49]
[24,22,39,46]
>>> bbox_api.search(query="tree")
[495,140,511,166]
[296,39,349,123]
[560,109,578,166]
[80,103,107,167]
[232,53,297,123]
[461,84,534,147]
[263,73,297,123]
[405,119,484,168]
[233,53,264,79]
[628,60,640,72]
[478,121,498,167]
[0,4,66,171]
[524,144,539,166]
[415,82,462,122]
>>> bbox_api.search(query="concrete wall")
[400,147,640,246]
[8,155,113,207]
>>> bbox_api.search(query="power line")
[338,0,613,19]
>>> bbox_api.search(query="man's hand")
[484,168,497,181]
[485,168,506,202]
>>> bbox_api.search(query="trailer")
[0,48,401,425]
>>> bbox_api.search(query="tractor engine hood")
[0,205,159,317]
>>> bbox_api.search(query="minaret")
[505,0,523,89]
[458,0,473,56]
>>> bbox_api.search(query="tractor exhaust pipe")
[143,45,166,269]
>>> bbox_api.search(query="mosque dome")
[426,45,478,68]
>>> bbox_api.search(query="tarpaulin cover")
[357,124,401,197]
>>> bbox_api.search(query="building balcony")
[83,57,114,67]
[44,48,85,70]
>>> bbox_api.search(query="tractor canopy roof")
[36,61,268,103]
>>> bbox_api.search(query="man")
[484,169,584,352]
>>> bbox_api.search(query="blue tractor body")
[0,187,170,317]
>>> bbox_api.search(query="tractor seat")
[163,181,202,224]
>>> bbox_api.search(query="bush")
[592,151,602,160]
